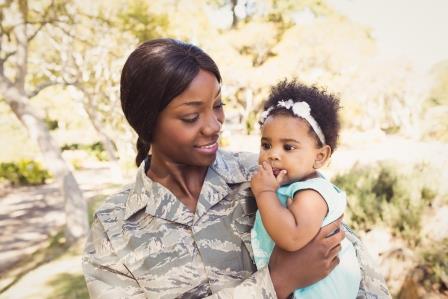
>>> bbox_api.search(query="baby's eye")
[261,142,271,150]
[283,144,296,151]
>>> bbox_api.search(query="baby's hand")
[251,161,287,198]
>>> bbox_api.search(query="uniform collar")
[124,150,253,224]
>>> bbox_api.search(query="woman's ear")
[313,145,332,169]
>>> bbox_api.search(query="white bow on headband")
[260,99,326,145]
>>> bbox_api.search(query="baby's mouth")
[272,168,282,177]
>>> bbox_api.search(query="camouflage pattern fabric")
[344,225,391,299]
[83,150,391,299]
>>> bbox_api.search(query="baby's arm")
[257,188,328,252]
[251,162,328,252]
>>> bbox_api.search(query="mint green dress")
[251,174,361,299]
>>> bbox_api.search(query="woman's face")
[151,69,224,167]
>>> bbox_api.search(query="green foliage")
[267,0,335,24]
[87,194,107,225]
[42,231,88,299]
[116,0,170,42]
[46,273,89,299]
[422,61,448,141]
[417,238,448,291]
[334,161,436,245]
[44,116,59,131]
[427,61,448,108]
[88,142,108,161]
[61,142,108,161]
[245,111,258,134]
[0,160,51,186]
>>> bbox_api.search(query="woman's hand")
[268,217,345,299]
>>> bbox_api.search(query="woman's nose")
[202,113,222,136]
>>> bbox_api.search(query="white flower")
[292,101,311,117]
[277,99,294,110]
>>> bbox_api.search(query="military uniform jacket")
[82,150,391,299]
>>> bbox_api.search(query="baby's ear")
[313,145,332,169]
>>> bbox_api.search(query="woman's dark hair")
[120,38,221,166]
[262,79,341,152]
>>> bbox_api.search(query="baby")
[251,80,361,298]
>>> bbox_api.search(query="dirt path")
[0,161,129,281]
[0,182,63,274]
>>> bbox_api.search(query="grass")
[46,273,89,299]
[0,188,119,298]
[0,231,69,294]
[87,194,108,225]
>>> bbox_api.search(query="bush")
[0,160,51,186]
[334,161,436,245]
[61,142,108,161]
[417,238,448,292]
[44,117,59,131]
[88,142,108,161]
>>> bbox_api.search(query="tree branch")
[51,21,95,47]
[1,50,17,62]
[27,21,47,42]
[27,81,61,98]
[0,40,3,76]
[27,0,56,42]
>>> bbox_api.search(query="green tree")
[0,0,88,244]
[423,61,448,141]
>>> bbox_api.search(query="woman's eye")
[284,144,295,151]
[182,115,199,123]
[214,102,225,110]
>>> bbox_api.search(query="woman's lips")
[194,142,218,154]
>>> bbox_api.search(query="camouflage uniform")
[83,150,391,299]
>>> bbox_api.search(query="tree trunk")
[83,100,118,162]
[231,0,238,28]
[0,79,89,244]
[84,103,124,181]
[78,87,123,180]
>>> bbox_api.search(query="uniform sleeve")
[205,266,277,299]
[82,217,146,299]
[344,224,392,299]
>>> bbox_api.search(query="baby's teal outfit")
[251,174,361,299]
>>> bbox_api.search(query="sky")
[326,0,448,71]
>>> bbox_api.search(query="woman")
[82,38,390,299]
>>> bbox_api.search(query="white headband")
[260,99,326,145]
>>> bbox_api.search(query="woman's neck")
[146,155,208,212]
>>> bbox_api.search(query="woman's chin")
[190,149,219,167]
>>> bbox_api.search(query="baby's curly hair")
[262,79,341,152]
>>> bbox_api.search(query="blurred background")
[1,0,447,298]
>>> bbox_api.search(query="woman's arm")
[82,218,145,299]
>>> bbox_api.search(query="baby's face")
[258,114,321,182]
